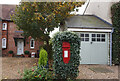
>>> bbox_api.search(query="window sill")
[30,47,35,49]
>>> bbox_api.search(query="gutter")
[67,26,113,29]
[93,15,112,26]
[110,28,114,66]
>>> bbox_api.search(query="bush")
[8,50,13,54]
[22,66,54,81]
[24,51,30,55]
[111,2,120,64]
[38,48,48,67]
[40,42,53,60]
[52,31,80,79]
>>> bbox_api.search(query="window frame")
[80,33,89,42]
[2,38,6,48]
[30,38,35,49]
[2,23,7,30]
[91,34,106,42]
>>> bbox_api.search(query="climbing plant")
[52,31,80,79]
[111,2,120,64]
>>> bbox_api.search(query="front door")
[17,39,24,55]
[79,32,109,64]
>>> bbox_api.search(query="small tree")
[11,2,84,58]
[38,48,48,67]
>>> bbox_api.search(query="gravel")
[77,65,118,79]
[1,57,119,79]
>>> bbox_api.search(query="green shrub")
[8,50,13,54]
[52,31,81,79]
[40,42,53,60]
[22,66,54,81]
[111,2,120,64]
[24,50,30,55]
[38,48,48,66]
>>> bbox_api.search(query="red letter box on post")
[62,42,70,64]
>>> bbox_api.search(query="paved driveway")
[1,57,119,79]
[77,65,118,79]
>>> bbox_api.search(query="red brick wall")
[7,22,17,55]
[24,36,43,55]
[2,21,8,56]
[0,19,2,55]
[2,21,44,56]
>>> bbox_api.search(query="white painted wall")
[85,0,119,23]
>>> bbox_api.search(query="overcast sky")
[0,0,21,4]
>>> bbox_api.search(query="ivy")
[111,2,120,64]
[52,31,80,79]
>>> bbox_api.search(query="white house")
[85,0,120,23]
[74,0,119,23]
[64,15,113,65]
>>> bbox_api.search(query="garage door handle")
[91,42,93,44]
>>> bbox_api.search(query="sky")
[0,0,87,37]
[0,0,21,4]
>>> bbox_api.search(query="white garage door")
[79,33,109,64]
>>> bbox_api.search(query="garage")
[79,33,109,64]
[65,15,113,65]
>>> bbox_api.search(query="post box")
[62,42,70,64]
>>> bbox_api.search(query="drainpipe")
[110,28,114,66]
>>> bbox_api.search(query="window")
[30,38,35,49]
[80,33,89,42]
[2,38,6,48]
[2,23,7,30]
[92,34,105,42]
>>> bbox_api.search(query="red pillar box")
[62,42,70,64]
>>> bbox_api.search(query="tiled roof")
[0,4,16,20]
[65,15,112,28]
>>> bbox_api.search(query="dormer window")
[2,23,7,30]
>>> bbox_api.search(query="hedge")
[111,2,120,64]
[52,31,81,79]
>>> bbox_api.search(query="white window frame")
[30,38,35,49]
[2,23,7,30]
[2,38,6,48]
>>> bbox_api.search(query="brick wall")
[0,19,2,56]
[2,21,44,56]
[0,5,2,56]
[2,21,8,56]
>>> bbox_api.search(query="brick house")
[1,4,43,57]
[0,5,2,56]
[0,18,2,56]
